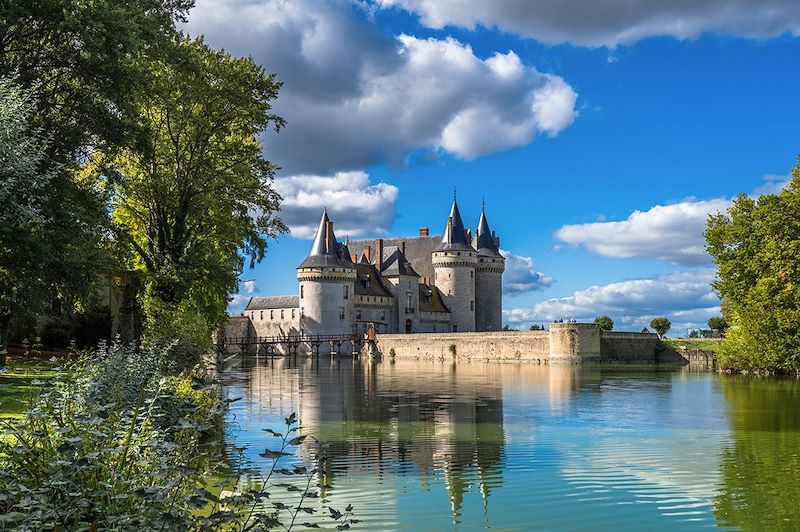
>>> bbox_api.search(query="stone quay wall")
[373,323,659,364]
[374,330,550,363]
[600,331,659,363]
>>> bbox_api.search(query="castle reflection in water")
[223,356,598,516]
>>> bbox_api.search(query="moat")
[220,357,800,530]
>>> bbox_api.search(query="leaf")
[301,523,321,528]
[288,435,307,446]
[263,429,283,438]
[329,507,343,520]
[207,511,237,523]
[345,504,353,512]
[337,525,351,531]
[285,412,297,426]
[259,448,290,459]
[273,502,290,510]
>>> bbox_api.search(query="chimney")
[325,221,335,253]
[362,246,371,263]
[419,226,429,237]
[375,238,384,268]
[400,241,406,256]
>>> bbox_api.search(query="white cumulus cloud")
[186,0,577,175]
[274,171,399,239]
[555,198,730,265]
[501,249,553,296]
[503,268,720,333]
[553,174,791,265]
[378,0,800,47]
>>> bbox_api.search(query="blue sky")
[186,0,800,335]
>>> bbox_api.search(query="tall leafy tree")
[93,38,287,365]
[1,1,192,354]
[706,159,800,372]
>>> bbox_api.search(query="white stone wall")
[386,276,421,333]
[354,301,393,334]
[248,307,301,338]
[297,268,356,336]
[433,251,476,332]
[475,257,504,332]
[416,311,451,333]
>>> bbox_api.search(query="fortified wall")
[374,323,658,364]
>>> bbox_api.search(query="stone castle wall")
[373,324,658,364]
[600,331,658,363]
[475,268,502,331]
[374,331,550,362]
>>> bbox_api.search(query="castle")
[242,194,505,338]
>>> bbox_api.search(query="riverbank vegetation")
[706,158,800,374]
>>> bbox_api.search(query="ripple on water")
[218,357,800,530]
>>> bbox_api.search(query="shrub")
[39,318,72,348]
[0,344,358,529]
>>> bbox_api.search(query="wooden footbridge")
[216,334,369,357]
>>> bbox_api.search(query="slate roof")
[380,249,420,277]
[475,206,501,257]
[298,210,356,269]
[246,296,300,310]
[354,263,393,297]
[418,284,450,313]
[435,196,475,252]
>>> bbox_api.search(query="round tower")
[473,203,505,332]
[432,194,477,332]
[296,210,356,337]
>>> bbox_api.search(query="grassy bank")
[660,338,722,352]
[0,358,64,419]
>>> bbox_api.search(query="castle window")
[292,309,295,319]
[343,285,349,299]
[260,311,263,320]
[250,311,254,319]
[457,252,461,256]
[339,307,345,320]
[380,310,386,321]
[300,307,304,317]
[470,271,473,279]
[281,309,285,319]
[300,285,304,299]
[356,309,362,320]
[470,300,474,311]
[453,324,458,332]
[270,310,274,320]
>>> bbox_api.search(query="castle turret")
[432,194,477,332]
[380,244,420,333]
[473,203,505,331]
[297,210,357,337]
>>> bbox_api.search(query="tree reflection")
[715,376,800,529]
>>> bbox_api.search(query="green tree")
[1,1,192,358]
[95,38,287,366]
[594,315,614,331]
[706,159,800,372]
[708,316,729,336]
[650,317,671,338]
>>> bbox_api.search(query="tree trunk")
[0,313,10,368]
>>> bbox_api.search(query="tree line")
[0,0,287,366]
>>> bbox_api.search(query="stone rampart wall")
[374,331,550,363]
[600,331,658,363]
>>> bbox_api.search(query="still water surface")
[220,357,800,530]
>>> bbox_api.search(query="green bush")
[0,344,359,530]
[39,318,72,348]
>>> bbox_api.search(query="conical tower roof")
[297,209,354,269]
[435,193,474,252]
[475,204,501,257]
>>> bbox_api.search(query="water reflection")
[220,357,800,530]
[714,377,800,529]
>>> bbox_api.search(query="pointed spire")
[297,209,355,269]
[476,201,500,256]
[435,194,473,251]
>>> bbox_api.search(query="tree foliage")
[91,38,287,364]
[707,316,729,335]
[594,315,614,331]
[706,159,800,372]
[649,317,671,338]
[0,0,192,358]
